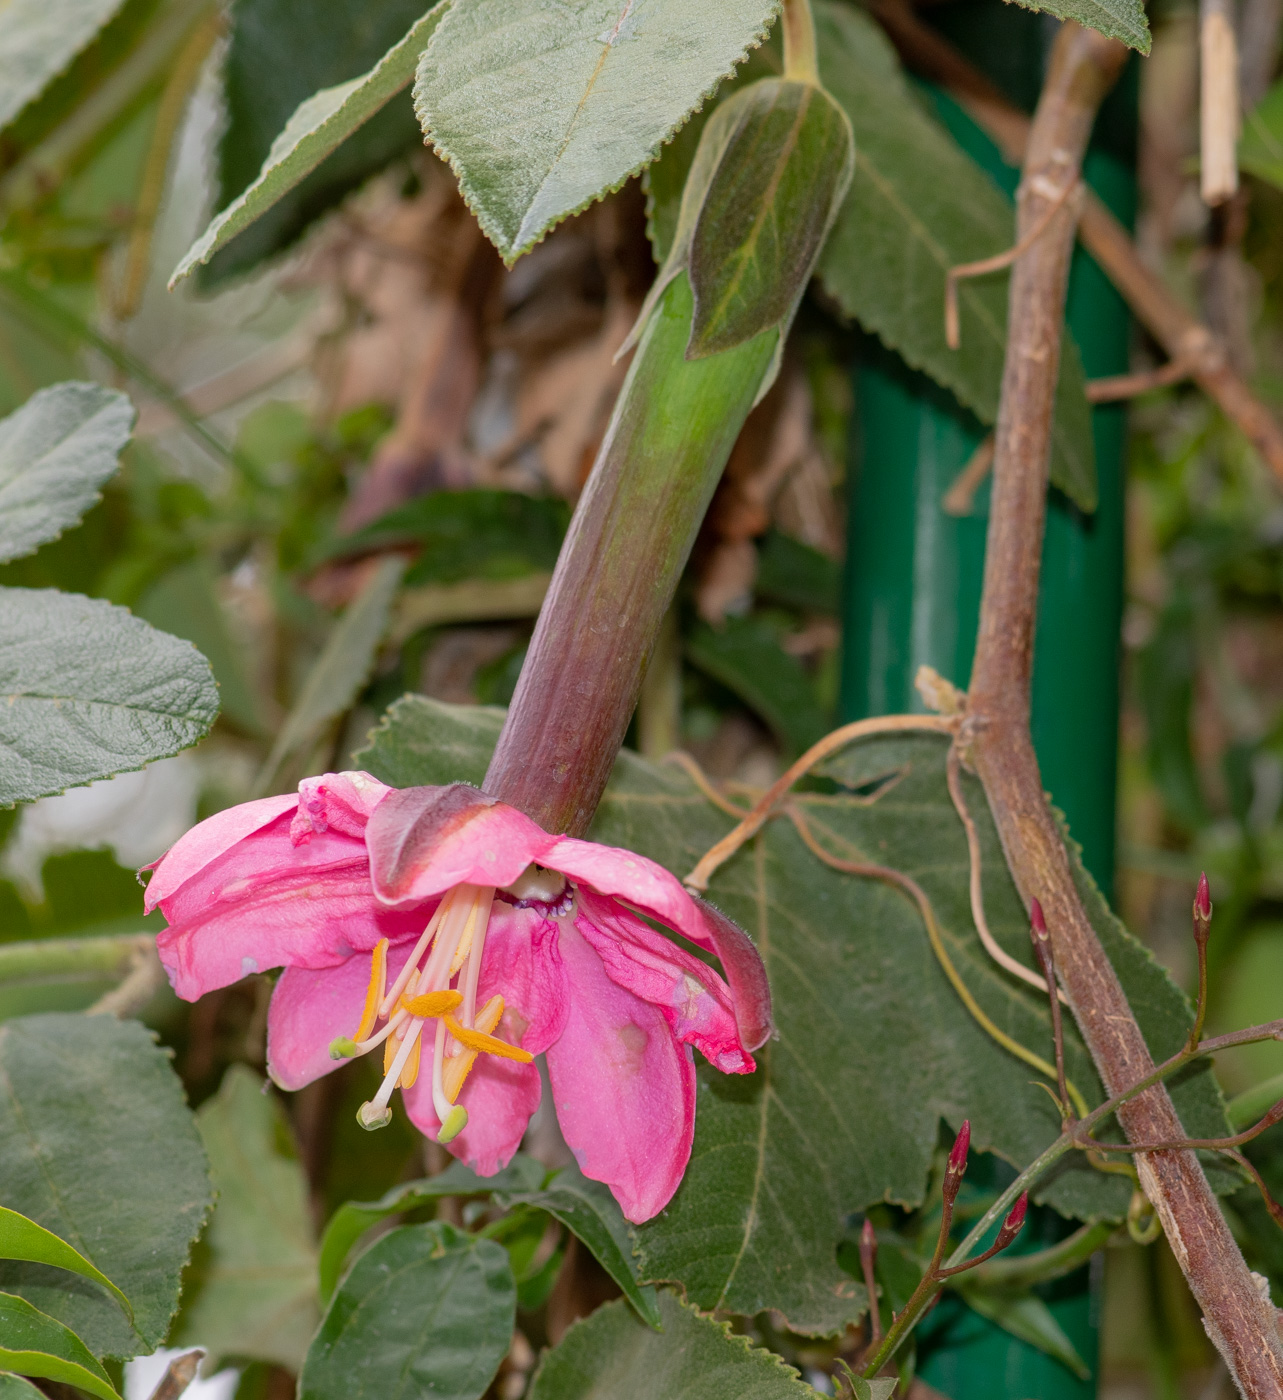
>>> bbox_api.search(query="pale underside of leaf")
[1002,0,1150,53]
[0,383,134,565]
[414,0,783,264]
[0,0,128,131]
[0,588,219,805]
[170,5,445,286]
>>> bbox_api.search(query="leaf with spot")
[0,1015,210,1358]
[359,698,1229,1334]
[413,0,782,264]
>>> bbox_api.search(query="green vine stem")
[0,933,153,983]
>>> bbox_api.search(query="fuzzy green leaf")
[0,1293,119,1400]
[528,1291,814,1399]
[1240,79,1283,190]
[1004,0,1149,52]
[814,3,1096,511]
[413,0,781,264]
[0,1015,211,1358]
[300,1223,515,1400]
[0,0,127,130]
[317,1156,543,1305]
[0,588,219,805]
[0,1373,47,1399]
[496,1162,662,1328]
[0,1209,130,1324]
[359,699,1230,1335]
[688,79,852,356]
[171,1066,318,1373]
[0,384,133,565]
[170,5,446,286]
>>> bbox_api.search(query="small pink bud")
[996,1192,1029,1247]
[948,1120,971,1174]
[1030,898,1047,937]
[1195,872,1211,919]
[861,1217,877,1253]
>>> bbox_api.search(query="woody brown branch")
[963,22,1283,1398]
[870,0,1283,487]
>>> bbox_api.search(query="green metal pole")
[839,9,1136,1395]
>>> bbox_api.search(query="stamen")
[430,1017,469,1143]
[443,995,505,1103]
[358,1016,424,1130]
[400,989,463,1018]
[450,886,495,978]
[458,888,496,1028]
[352,939,388,1042]
[379,903,447,1018]
[442,1012,533,1063]
[329,1008,407,1060]
[399,1031,421,1088]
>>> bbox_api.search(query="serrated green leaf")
[686,616,829,755]
[171,1066,317,1372]
[0,1015,211,1358]
[300,1222,515,1400]
[0,588,219,805]
[814,3,1096,512]
[414,0,781,264]
[317,1156,543,1304]
[258,556,403,789]
[358,699,1231,1335]
[688,79,852,357]
[0,0,128,131]
[0,384,133,566]
[170,4,446,286]
[207,0,433,281]
[495,1161,661,1329]
[1240,79,1283,190]
[528,1290,814,1399]
[1003,0,1149,52]
[952,1279,1091,1379]
[834,1368,896,1400]
[0,1293,119,1400]
[0,1209,130,1324]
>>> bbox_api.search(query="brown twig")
[1085,357,1197,403]
[859,1219,882,1344]
[1077,1096,1283,1155]
[940,434,995,516]
[944,177,1082,350]
[869,0,1283,488]
[1030,899,1072,1120]
[146,1350,204,1400]
[1200,0,1241,206]
[962,22,1283,1395]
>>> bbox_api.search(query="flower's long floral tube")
[483,273,779,836]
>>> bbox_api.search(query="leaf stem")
[781,0,819,84]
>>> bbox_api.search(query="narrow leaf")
[0,0,128,131]
[953,1280,1091,1379]
[414,0,782,264]
[0,589,220,806]
[317,1156,543,1304]
[0,1293,119,1400]
[170,6,446,286]
[814,3,1096,512]
[0,1015,212,1358]
[0,1374,47,1399]
[0,1210,130,1324]
[301,1223,515,1400]
[528,1291,814,1399]
[496,1162,662,1328]
[688,79,853,356]
[0,383,134,565]
[257,555,404,789]
[171,1067,317,1373]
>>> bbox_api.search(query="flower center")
[328,883,533,1143]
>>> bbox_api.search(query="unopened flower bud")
[1193,872,1213,946]
[860,1218,877,1269]
[944,1120,971,1205]
[995,1192,1029,1249]
[1029,899,1055,981]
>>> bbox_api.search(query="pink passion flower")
[143,771,772,1223]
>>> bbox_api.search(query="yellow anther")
[443,1012,533,1063]
[399,1032,421,1089]
[443,995,504,1103]
[352,939,388,1043]
[400,989,463,1018]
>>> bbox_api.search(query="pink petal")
[266,941,414,1090]
[154,810,431,1000]
[366,785,557,906]
[690,896,774,1053]
[572,890,754,1075]
[545,836,717,951]
[544,918,695,1223]
[403,1052,542,1178]
[291,771,391,842]
[477,904,570,1054]
[142,792,297,910]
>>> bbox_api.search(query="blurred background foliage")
[9,0,1283,1394]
